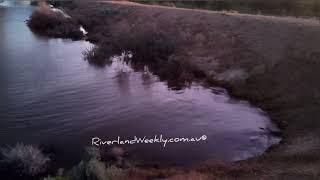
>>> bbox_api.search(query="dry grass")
[0,143,50,177]
[63,147,126,180]
[137,0,320,18]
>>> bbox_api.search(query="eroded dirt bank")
[36,1,320,179]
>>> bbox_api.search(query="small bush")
[85,147,102,161]
[27,4,83,40]
[0,143,50,176]
[86,159,108,180]
[105,165,125,180]
[69,148,125,180]
[82,45,113,67]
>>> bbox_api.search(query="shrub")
[69,148,125,180]
[27,4,83,40]
[86,159,108,180]
[105,165,125,180]
[0,143,50,176]
[82,45,113,67]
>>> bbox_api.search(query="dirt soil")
[62,1,320,179]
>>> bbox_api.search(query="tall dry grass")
[0,143,50,176]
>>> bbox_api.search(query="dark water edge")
[137,0,320,18]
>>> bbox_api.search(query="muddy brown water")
[0,1,280,167]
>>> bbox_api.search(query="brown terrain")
[30,0,320,179]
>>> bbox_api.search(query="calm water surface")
[0,1,280,167]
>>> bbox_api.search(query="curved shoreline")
[29,1,320,179]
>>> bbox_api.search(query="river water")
[0,1,280,167]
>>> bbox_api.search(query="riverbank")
[135,0,320,18]
[31,1,320,179]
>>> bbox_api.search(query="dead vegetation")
[0,143,50,179]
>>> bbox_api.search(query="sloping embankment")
[64,1,320,179]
